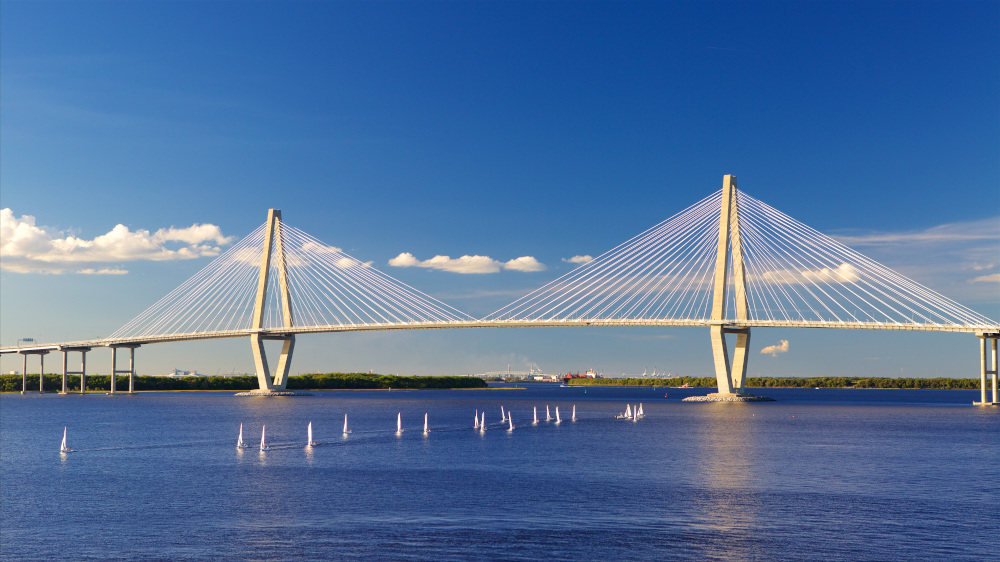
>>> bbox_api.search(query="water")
[2,385,997,561]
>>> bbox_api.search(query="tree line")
[566,376,982,390]
[0,373,487,392]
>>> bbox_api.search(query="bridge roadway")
[3,319,998,355]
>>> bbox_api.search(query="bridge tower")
[250,209,296,392]
[709,175,751,396]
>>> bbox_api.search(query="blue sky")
[2,1,998,378]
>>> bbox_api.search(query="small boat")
[307,421,317,447]
[546,405,552,422]
[423,413,430,434]
[636,403,645,419]
[480,411,486,432]
[237,423,248,449]
[508,413,514,431]
[260,425,270,451]
[555,406,561,424]
[616,404,633,420]
[343,414,352,435]
[474,409,479,429]
[60,427,72,453]
[397,412,403,433]
[533,406,538,424]
[571,405,577,422]
[500,405,506,422]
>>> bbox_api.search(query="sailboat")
[343,414,352,435]
[572,405,577,422]
[396,412,403,433]
[423,413,430,434]
[237,423,248,449]
[508,413,514,431]
[555,406,561,424]
[480,411,486,432]
[500,405,506,422]
[307,421,317,447]
[636,403,645,419]
[617,404,632,420]
[546,405,552,421]
[533,406,538,424]
[260,425,270,451]
[60,427,72,453]
[474,410,479,429]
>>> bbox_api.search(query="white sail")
[625,404,632,418]
[533,406,538,424]
[572,405,577,422]
[260,425,268,451]
[474,409,479,429]
[638,403,644,418]
[60,427,70,453]
[424,413,429,433]
[343,414,351,434]
[546,405,552,421]
[500,405,505,422]
[308,421,315,446]
[480,411,486,431]
[237,423,246,448]
[508,413,514,430]
[397,412,403,433]
[555,406,561,423]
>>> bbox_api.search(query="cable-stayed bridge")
[4,176,998,403]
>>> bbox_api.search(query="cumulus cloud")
[758,263,860,285]
[0,208,235,274]
[503,256,546,272]
[389,252,545,274]
[971,273,1000,283]
[563,255,594,264]
[761,340,789,357]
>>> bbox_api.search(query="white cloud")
[0,208,235,274]
[563,255,594,264]
[757,263,860,285]
[76,267,129,275]
[761,339,789,357]
[833,217,1000,246]
[504,256,546,272]
[388,252,545,274]
[971,273,1000,283]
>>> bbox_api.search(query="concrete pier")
[110,344,139,394]
[974,334,998,406]
[60,346,91,394]
[18,349,49,394]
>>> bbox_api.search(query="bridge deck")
[3,319,998,354]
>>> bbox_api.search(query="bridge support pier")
[110,344,139,394]
[251,333,295,392]
[975,334,998,406]
[18,350,49,394]
[60,347,91,394]
[711,326,751,395]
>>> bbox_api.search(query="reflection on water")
[693,403,760,561]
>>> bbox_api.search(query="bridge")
[4,176,998,403]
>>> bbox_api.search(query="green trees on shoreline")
[565,376,981,390]
[0,373,487,393]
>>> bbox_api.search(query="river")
[1,385,996,560]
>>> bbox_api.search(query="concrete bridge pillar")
[976,334,998,406]
[110,344,139,394]
[59,347,91,395]
[18,350,49,394]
